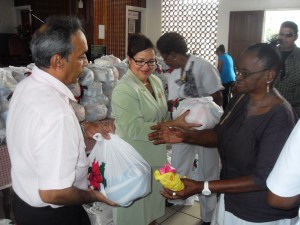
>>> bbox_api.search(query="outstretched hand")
[173,110,201,130]
[160,178,202,200]
[148,125,184,145]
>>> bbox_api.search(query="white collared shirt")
[7,66,89,207]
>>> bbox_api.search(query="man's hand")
[93,190,118,207]
[148,125,184,144]
[83,121,113,140]
[160,178,202,200]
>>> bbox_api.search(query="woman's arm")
[267,191,300,210]
[161,176,263,200]
[148,125,218,147]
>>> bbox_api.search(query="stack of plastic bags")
[86,55,125,119]
[0,67,25,144]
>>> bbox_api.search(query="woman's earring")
[267,81,270,94]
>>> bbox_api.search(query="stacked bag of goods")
[69,54,129,122]
[0,67,30,144]
[172,97,224,130]
[68,81,86,122]
[85,64,113,120]
[87,55,126,119]
[0,54,127,142]
[77,66,108,122]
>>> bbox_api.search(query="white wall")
[146,0,300,51]
[217,0,300,51]
[0,0,17,33]
[146,0,162,46]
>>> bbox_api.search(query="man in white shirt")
[267,120,300,225]
[6,16,115,225]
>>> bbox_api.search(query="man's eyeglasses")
[279,32,295,38]
[132,57,156,67]
[235,68,269,78]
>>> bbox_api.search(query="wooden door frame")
[228,10,264,65]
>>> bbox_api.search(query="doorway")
[125,6,146,57]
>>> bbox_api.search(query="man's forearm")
[39,187,98,206]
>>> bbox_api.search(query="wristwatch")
[202,181,211,196]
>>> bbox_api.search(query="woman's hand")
[160,178,203,200]
[83,121,114,140]
[148,125,184,144]
[172,110,201,130]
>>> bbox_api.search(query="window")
[162,0,219,63]
[263,10,300,46]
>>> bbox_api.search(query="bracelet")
[80,121,89,136]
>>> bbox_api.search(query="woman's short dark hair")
[280,21,298,35]
[156,32,188,55]
[245,43,282,75]
[216,44,225,54]
[30,15,84,69]
[127,33,154,58]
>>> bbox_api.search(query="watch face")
[202,190,211,195]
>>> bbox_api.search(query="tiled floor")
[0,188,203,225]
[156,203,202,225]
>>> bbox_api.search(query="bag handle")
[93,133,104,141]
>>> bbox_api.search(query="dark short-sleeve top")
[215,93,298,222]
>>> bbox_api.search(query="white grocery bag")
[172,97,224,130]
[83,201,113,225]
[88,133,151,207]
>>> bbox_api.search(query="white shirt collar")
[31,66,77,102]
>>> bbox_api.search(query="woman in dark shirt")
[149,43,298,224]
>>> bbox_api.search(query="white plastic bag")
[83,202,113,225]
[84,104,107,121]
[88,133,151,207]
[172,97,223,130]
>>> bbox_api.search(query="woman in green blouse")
[111,33,169,225]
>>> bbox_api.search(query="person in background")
[215,44,236,109]
[6,16,116,225]
[156,32,223,225]
[274,21,300,117]
[149,43,298,225]
[267,120,300,223]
